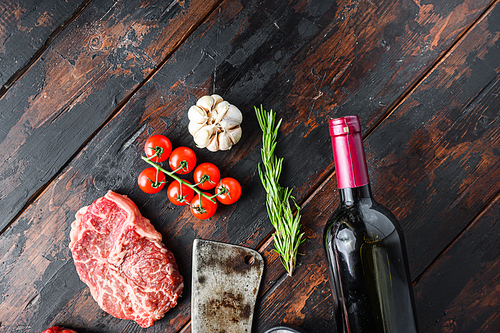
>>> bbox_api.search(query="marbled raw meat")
[69,191,183,328]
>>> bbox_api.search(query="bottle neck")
[339,184,373,207]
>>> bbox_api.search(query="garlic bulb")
[188,95,243,152]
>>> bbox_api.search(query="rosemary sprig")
[255,105,305,276]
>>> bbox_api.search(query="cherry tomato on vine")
[167,180,195,206]
[137,167,166,194]
[144,135,172,163]
[193,163,221,190]
[216,177,242,205]
[169,147,197,174]
[190,193,217,219]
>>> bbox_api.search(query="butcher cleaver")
[191,239,264,333]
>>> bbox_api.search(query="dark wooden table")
[1,0,500,332]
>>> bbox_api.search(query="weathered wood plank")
[0,0,496,332]
[413,194,500,333]
[0,119,195,332]
[155,0,493,204]
[0,0,88,89]
[254,1,500,332]
[66,0,493,248]
[0,0,490,234]
[0,0,222,232]
[367,4,500,279]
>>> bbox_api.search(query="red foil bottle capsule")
[329,116,369,189]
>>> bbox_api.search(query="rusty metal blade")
[191,239,264,333]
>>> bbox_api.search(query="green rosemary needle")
[255,105,305,276]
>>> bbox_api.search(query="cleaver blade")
[191,239,264,333]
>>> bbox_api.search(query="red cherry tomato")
[144,135,172,163]
[193,163,221,190]
[167,180,195,206]
[137,167,166,194]
[190,193,217,219]
[216,177,242,205]
[169,147,197,174]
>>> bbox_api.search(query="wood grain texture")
[0,0,499,332]
[0,0,221,232]
[414,194,500,333]
[253,1,500,332]
[367,0,500,279]
[0,0,490,234]
[0,132,192,333]
[0,0,87,89]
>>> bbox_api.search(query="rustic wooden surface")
[1,0,499,332]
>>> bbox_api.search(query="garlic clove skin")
[208,108,219,124]
[193,124,217,148]
[206,134,219,152]
[219,117,240,130]
[225,104,243,124]
[196,95,215,111]
[218,104,242,129]
[218,131,233,150]
[212,94,224,106]
[189,122,205,136]
[194,129,212,148]
[214,101,230,123]
[227,126,242,144]
[188,105,208,124]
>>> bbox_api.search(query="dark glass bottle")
[324,116,419,333]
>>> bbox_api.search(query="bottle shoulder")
[325,199,402,243]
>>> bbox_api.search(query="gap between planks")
[103,0,500,331]
[176,1,500,323]
[254,0,500,253]
[252,0,500,309]
[412,188,500,287]
[0,0,93,98]
[2,0,499,330]
[0,0,226,236]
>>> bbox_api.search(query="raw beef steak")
[69,191,183,328]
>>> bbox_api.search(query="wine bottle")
[323,116,419,333]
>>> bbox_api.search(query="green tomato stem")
[174,179,184,203]
[213,185,229,199]
[146,147,163,163]
[141,156,215,203]
[194,174,214,187]
[193,192,207,214]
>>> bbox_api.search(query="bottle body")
[324,185,418,333]
[324,116,418,333]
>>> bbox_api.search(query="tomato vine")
[138,134,241,219]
